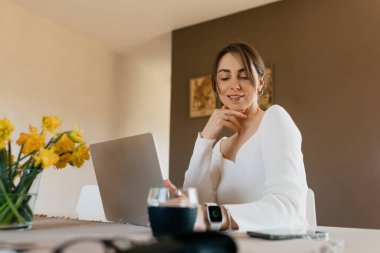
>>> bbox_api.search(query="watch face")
[208,206,222,222]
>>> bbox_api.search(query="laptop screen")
[90,133,163,226]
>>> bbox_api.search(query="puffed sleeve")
[224,105,308,231]
[183,133,221,203]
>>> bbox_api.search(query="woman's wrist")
[200,204,239,231]
[199,131,216,140]
[201,204,227,231]
[220,206,239,231]
[220,206,230,231]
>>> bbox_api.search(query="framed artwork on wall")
[259,66,274,110]
[189,75,217,118]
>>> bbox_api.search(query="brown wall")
[170,0,380,229]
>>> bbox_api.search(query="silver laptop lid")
[90,133,163,226]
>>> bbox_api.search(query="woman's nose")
[231,79,241,90]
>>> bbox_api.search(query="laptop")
[90,133,164,226]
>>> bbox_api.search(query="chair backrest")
[306,188,317,226]
[76,185,107,222]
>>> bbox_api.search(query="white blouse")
[183,105,309,231]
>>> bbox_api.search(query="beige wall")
[0,0,171,217]
[118,34,171,178]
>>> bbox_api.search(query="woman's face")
[216,53,263,111]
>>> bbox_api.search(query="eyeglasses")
[53,237,149,253]
[1,231,236,253]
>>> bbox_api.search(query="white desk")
[1,217,379,253]
[316,226,380,253]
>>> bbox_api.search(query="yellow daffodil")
[69,144,90,168]
[53,134,75,154]
[0,117,14,150]
[55,153,71,169]
[33,147,59,169]
[0,116,89,227]
[42,116,61,135]
[16,126,46,155]
[67,130,84,143]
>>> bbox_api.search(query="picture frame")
[189,75,217,118]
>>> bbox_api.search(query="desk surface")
[0,217,379,253]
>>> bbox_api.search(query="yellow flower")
[67,130,84,143]
[55,153,71,169]
[16,126,46,154]
[42,116,62,135]
[69,144,90,168]
[53,134,75,154]
[33,147,59,169]
[0,117,14,149]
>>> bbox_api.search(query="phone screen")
[247,229,328,240]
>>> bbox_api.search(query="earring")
[257,89,264,96]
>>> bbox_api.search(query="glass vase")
[0,192,38,229]
[0,173,41,230]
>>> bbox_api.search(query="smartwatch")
[205,203,223,231]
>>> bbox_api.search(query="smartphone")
[247,229,328,240]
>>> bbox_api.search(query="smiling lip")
[227,95,244,100]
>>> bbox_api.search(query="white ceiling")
[12,0,280,53]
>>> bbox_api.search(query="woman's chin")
[226,105,246,112]
[220,99,251,112]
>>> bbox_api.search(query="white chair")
[306,188,317,226]
[76,185,107,222]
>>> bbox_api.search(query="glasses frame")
[53,237,140,253]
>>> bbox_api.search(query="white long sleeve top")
[183,105,308,231]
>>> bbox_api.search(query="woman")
[167,42,308,232]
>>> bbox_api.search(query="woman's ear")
[258,75,265,91]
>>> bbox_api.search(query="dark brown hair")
[211,42,265,92]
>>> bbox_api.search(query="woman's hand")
[163,180,208,231]
[163,179,179,196]
[201,105,247,140]
[194,205,237,232]
[194,204,208,231]
[163,180,237,231]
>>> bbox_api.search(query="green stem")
[7,142,11,170]
[0,180,25,224]
[16,160,34,188]
[0,148,6,177]
[2,189,29,223]
[9,144,24,188]
[0,200,8,212]
[44,137,55,149]
[16,169,40,194]
[12,144,24,180]
[20,158,32,170]
[0,206,11,221]
[18,151,38,163]
[45,132,66,149]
